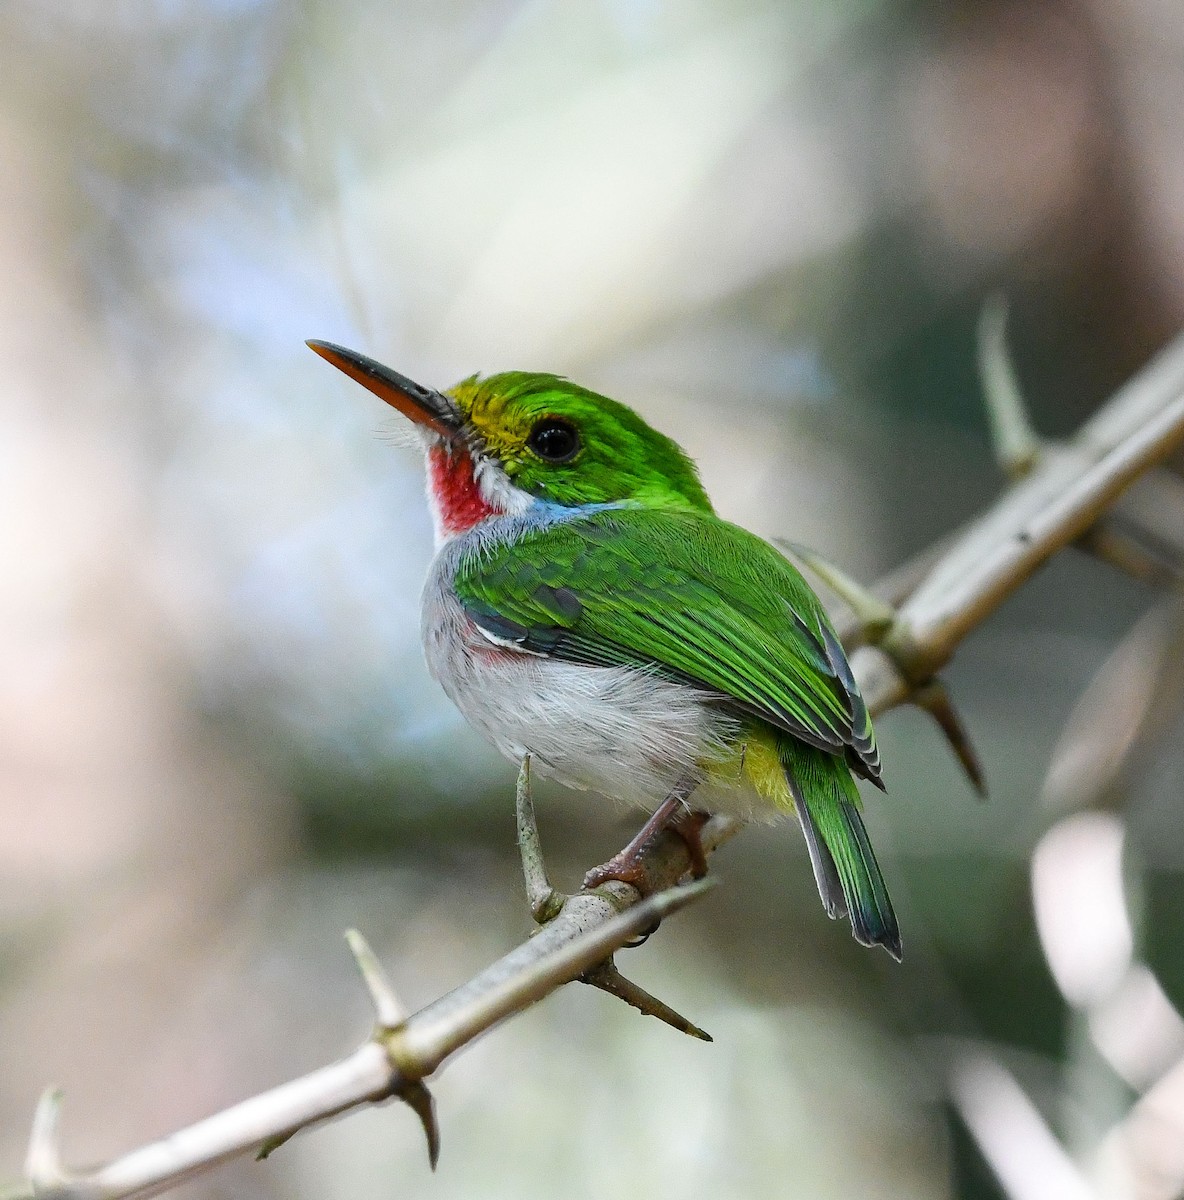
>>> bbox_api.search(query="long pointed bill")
[306,340,463,443]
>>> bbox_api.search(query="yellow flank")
[741,727,794,810]
[703,724,794,812]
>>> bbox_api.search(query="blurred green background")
[3,2,1184,1198]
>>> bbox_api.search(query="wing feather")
[455,507,881,783]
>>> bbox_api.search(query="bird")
[308,340,901,960]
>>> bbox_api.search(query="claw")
[620,919,662,948]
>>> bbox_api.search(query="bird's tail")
[779,738,902,961]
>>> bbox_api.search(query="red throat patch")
[428,445,497,536]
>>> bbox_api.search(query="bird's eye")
[526,417,580,463]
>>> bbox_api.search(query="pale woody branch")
[19,873,714,1200]
[859,326,1184,711]
[15,322,1184,1200]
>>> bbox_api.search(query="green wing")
[455,507,881,784]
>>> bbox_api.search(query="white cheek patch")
[474,457,534,516]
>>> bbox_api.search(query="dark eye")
[527,417,580,463]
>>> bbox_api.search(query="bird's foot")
[582,806,712,894]
[669,809,710,880]
[582,845,666,946]
[583,846,651,894]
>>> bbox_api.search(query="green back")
[454,506,880,783]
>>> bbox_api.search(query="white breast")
[420,532,739,809]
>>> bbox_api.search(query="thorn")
[25,1087,66,1189]
[380,1027,442,1171]
[1078,518,1184,588]
[977,293,1041,480]
[257,1129,298,1160]
[515,756,566,924]
[774,540,896,642]
[345,929,408,1029]
[400,1082,441,1171]
[582,960,713,1041]
[913,679,988,797]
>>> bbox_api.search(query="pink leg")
[583,777,707,893]
[669,808,710,880]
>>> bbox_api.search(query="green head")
[445,371,710,511]
[307,342,712,516]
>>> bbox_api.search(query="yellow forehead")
[446,375,551,465]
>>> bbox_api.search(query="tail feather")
[793,793,847,922]
[836,799,902,960]
[781,740,902,961]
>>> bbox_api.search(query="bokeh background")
[3,2,1184,1198]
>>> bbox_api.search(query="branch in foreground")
[514,756,714,1041]
[16,324,1184,1200]
[22,877,714,1200]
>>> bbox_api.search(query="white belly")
[421,546,739,810]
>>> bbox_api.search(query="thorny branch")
[920,303,1184,1200]
[15,316,1184,1200]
